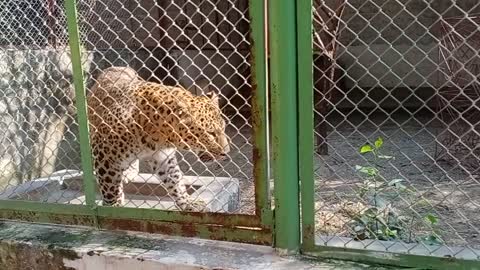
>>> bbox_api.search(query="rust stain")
[101,218,143,232]
[252,147,263,217]
[47,214,96,227]
[303,225,315,237]
[0,210,273,246]
[145,222,174,235]
[103,218,191,238]
[180,223,199,238]
[249,32,266,218]
[207,227,272,246]
[0,212,35,223]
[0,211,97,228]
[173,210,230,226]
[179,210,204,218]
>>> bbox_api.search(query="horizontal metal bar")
[96,206,264,228]
[99,218,272,246]
[304,245,480,270]
[0,205,271,245]
[0,199,265,228]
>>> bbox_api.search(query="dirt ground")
[313,111,480,249]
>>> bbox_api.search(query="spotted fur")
[87,66,230,211]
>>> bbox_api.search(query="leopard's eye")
[208,131,216,136]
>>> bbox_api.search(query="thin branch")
[313,10,327,51]
[320,6,334,24]
[313,7,327,27]
[334,1,347,35]
[314,31,327,52]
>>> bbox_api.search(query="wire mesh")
[0,0,94,204]
[312,0,480,258]
[0,0,257,214]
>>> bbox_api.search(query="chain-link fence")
[5,0,479,264]
[0,0,91,204]
[310,0,480,259]
[0,0,260,215]
[83,0,255,213]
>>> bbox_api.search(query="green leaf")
[355,165,378,176]
[360,144,374,154]
[376,215,389,226]
[415,199,430,207]
[360,216,371,225]
[353,225,365,232]
[422,234,443,245]
[386,229,398,238]
[394,183,408,191]
[425,214,438,225]
[364,207,378,217]
[373,196,388,209]
[375,137,384,149]
[387,179,404,187]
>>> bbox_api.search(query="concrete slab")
[0,221,397,270]
[1,170,239,212]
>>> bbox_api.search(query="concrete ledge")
[1,170,240,213]
[0,221,392,270]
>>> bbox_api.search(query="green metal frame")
[250,0,273,230]
[296,1,480,269]
[3,1,478,267]
[269,0,301,252]
[296,0,316,252]
[0,0,272,246]
[65,0,97,216]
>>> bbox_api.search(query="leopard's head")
[137,84,230,162]
[168,91,230,162]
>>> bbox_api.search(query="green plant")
[421,214,444,245]
[350,137,439,243]
[350,137,407,240]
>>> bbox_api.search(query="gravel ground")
[313,111,480,249]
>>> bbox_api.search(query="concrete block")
[1,170,240,213]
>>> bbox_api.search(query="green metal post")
[65,0,97,209]
[296,0,315,250]
[249,0,272,227]
[270,0,301,252]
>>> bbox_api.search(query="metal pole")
[249,0,272,227]
[65,0,97,209]
[296,0,315,250]
[269,0,301,253]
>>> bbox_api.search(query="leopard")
[87,66,230,211]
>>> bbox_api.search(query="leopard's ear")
[205,91,219,104]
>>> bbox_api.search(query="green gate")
[289,0,480,268]
[0,0,272,245]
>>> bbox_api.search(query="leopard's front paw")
[183,199,208,212]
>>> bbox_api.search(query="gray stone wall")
[0,48,92,187]
[332,0,480,109]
